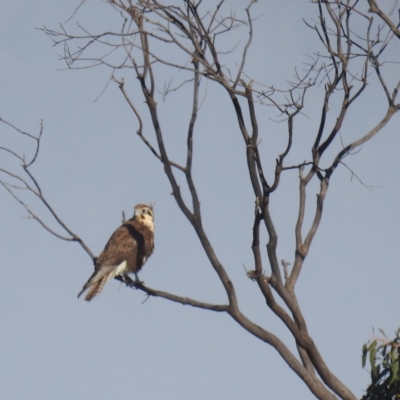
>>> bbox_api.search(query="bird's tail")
[77,262,127,301]
[84,275,109,301]
[77,266,115,301]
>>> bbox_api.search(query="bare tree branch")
[0,118,95,260]
[117,276,229,312]
[368,0,400,39]
[232,0,256,88]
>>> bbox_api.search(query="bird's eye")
[142,209,146,213]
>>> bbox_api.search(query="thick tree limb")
[368,0,400,39]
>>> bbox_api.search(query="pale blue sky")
[1,1,399,399]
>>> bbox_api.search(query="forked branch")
[0,118,94,260]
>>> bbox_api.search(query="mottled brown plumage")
[78,204,154,301]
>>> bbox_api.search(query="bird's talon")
[134,278,145,287]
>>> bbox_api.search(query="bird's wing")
[96,224,138,268]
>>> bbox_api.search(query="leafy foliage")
[362,329,400,400]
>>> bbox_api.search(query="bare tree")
[1,1,400,399]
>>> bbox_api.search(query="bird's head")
[134,204,154,231]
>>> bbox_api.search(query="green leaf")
[388,357,399,387]
[362,344,368,368]
[369,341,378,380]
[390,348,398,364]
[383,354,390,369]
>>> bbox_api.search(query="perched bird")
[78,204,154,301]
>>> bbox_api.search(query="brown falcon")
[78,204,154,301]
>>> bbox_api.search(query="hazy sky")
[1,1,399,399]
